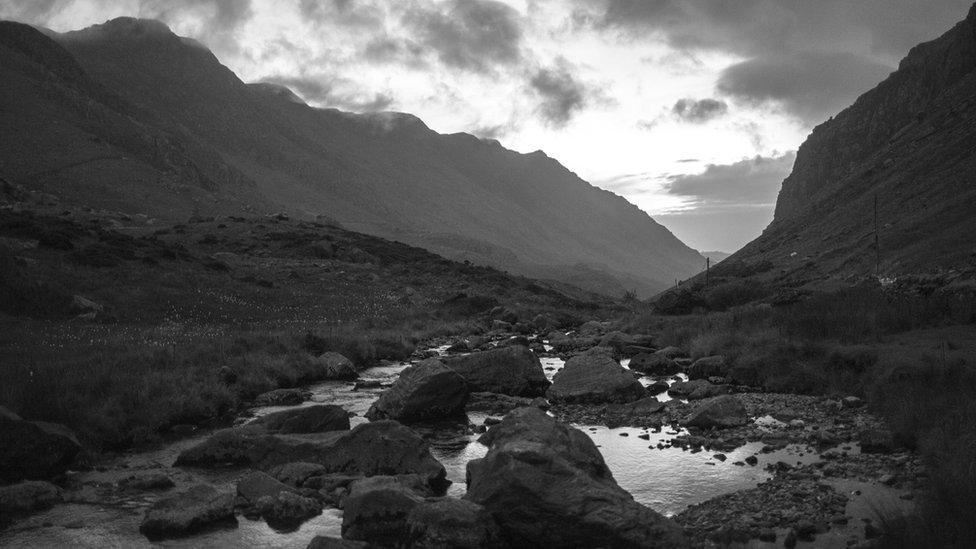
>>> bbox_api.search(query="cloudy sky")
[2,0,971,251]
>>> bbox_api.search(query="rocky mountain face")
[0,18,705,296]
[725,4,976,285]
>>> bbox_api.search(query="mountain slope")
[716,4,976,288]
[0,17,704,296]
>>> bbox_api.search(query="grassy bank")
[0,208,610,453]
[631,285,976,547]
[0,318,466,451]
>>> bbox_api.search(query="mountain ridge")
[0,16,704,296]
[708,3,976,291]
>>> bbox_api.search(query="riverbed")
[0,347,860,548]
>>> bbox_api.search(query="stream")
[0,343,843,548]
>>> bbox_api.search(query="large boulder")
[318,352,358,380]
[466,407,687,548]
[0,406,81,483]
[684,395,750,429]
[250,405,350,434]
[667,379,731,400]
[546,347,645,404]
[341,475,428,545]
[176,420,448,492]
[629,353,679,375]
[365,359,468,422]
[139,484,236,540]
[0,481,62,521]
[406,498,504,549]
[443,346,550,397]
[687,355,728,380]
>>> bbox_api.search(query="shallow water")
[1,351,837,547]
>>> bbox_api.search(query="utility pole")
[705,257,710,288]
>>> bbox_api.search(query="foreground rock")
[341,475,428,545]
[318,352,358,380]
[546,347,645,404]
[176,420,448,491]
[250,405,350,434]
[684,395,749,429]
[139,484,236,540]
[443,346,550,397]
[406,498,504,548]
[0,406,81,483]
[365,359,468,422]
[0,481,62,522]
[466,407,688,548]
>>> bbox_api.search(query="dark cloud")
[529,59,591,127]
[672,98,728,123]
[596,0,972,124]
[717,51,892,124]
[599,0,971,59]
[297,0,383,28]
[666,152,796,205]
[405,0,522,73]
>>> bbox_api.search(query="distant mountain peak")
[65,17,173,40]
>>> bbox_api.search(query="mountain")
[711,4,976,290]
[0,17,705,296]
[700,251,730,264]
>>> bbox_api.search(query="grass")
[0,209,610,453]
[633,284,976,547]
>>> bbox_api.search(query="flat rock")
[546,347,645,404]
[253,388,309,407]
[250,405,350,434]
[684,396,750,429]
[139,484,236,540]
[443,345,550,397]
[175,420,448,492]
[365,359,468,422]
